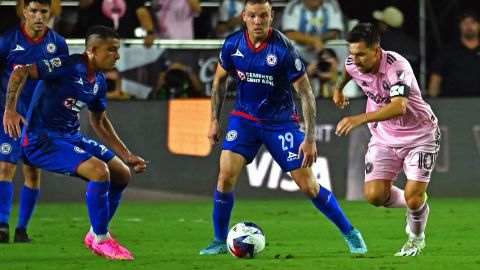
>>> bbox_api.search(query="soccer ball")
[227,222,266,259]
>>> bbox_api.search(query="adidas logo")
[361,81,368,87]
[287,151,298,161]
[12,44,25,51]
[231,49,244,57]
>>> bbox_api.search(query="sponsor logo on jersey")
[266,54,277,66]
[226,130,238,141]
[232,49,244,57]
[365,91,390,104]
[43,60,53,72]
[74,77,84,85]
[64,97,86,112]
[46,43,57,54]
[50,57,62,67]
[74,146,86,154]
[236,69,246,81]
[0,143,12,155]
[93,84,99,95]
[294,58,303,71]
[12,44,25,51]
[287,151,298,161]
[236,71,274,86]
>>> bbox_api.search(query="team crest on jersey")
[382,80,390,91]
[0,143,12,155]
[396,70,406,80]
[236,69,246,81]
[50,57,62,68]
[294,58,303,71]
[74,146,86,154]
[365,162,373,174]
[226,130,238,141]
[266,54,277,66]
[93,84,99,95]
[64,97,76,109]
[46,43,57,54]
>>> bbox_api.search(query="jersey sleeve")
[56,37,70,56]
[35,55,76,80]
[283,43,306,82]
[218,39,234,71]
[386,60,414,98]
[88,77,107,112]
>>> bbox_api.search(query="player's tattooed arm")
[3,65,38,138]
[211,63,229,121]
[293,74,316,142]
[5,65,38,112]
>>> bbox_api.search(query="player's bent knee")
[298,184,318,198]
[364,191,386,207]
[405,196,424,210]
[80,160,110,181]
[0,162,17,180]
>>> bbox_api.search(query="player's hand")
[3,109,27,139]
[335,115,363,136]
[207,120,222,145]
[298,139,317,168]
[144,33,154,48]
[333,88,349,109]
[125,153,148,174]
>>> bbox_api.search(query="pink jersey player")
[333,23,440,257]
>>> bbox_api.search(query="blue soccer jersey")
[0,25,68,163]
[0,25,68,116]
[26,53,107,134]
[219,28,305,127]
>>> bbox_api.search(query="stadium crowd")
[0,0,478,99]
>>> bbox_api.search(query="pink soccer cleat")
[84,230,132,256]
[91,237,134,260]
[84,231,95,249]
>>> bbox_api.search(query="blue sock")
[108,182,127,222]
[0,181,13,224]
[17,185,40,229]
[86,181,110,235]
[311,186,353,235]
[213,189,234,241]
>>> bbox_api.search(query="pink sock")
[383,186,407,208]
[408,202,429,236]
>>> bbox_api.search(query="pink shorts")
[364,141,440,183]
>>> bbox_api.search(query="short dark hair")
[458,10,479,24]
[244,0,272,5]
[346,23,380,47]
[85,25,121,46]
[24,0,51,6]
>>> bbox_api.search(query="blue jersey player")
[0,0,68,243]
[3,25,147,260]
[199,0,367,255]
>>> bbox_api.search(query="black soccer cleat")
[0,222,9,244]
[14,228,33,243]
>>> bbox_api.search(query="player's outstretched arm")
[335,96,408,136]
[333,67,352,109]
[88,110,148,173]
[3,65,38,139]
[292,74,317,168]
[207,63,229,145]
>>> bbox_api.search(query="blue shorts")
[22,131,115,178]
[222,115,304,172]
[0,120,22,164]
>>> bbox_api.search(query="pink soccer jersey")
[345,50,438,147]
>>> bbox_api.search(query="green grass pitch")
[1,198,479,270]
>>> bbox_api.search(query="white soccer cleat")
[394,233,425,256]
